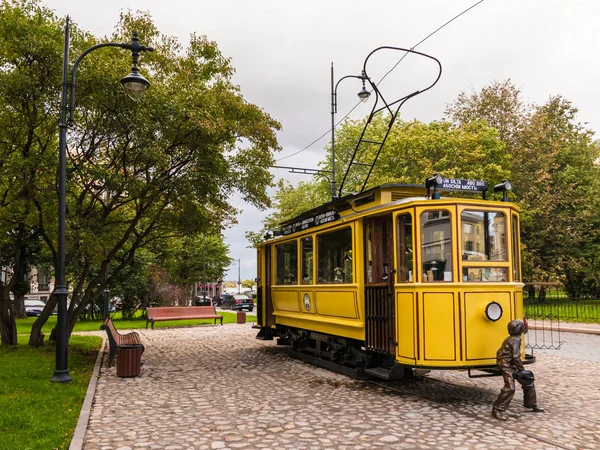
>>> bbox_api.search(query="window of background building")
[317,228,353,284]
[38,267,49,291]
[276,241,298,285]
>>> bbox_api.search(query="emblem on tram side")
[303,294,311,311]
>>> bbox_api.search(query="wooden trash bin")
[117,344,143,377]
[237,311,246,324]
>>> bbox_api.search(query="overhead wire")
[275,0,486,163]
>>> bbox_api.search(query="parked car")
[24,299,47,317]
[193,295,211,306]
[220,294,254,312]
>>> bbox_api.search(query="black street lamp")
[330,66,371,201]
[51,16,153,383]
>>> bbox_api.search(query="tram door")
[364,215,396,356]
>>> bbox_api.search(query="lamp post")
[330,64,371,201]
[51,16,153,383]
[237,259,241,294]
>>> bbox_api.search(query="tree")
[445,79,530,154]
[0,1,281,346]
[241,279,255,288]
[446,81,600,293]
[0,0,65,344]
[253,115,509,244]
[514,97,600,292]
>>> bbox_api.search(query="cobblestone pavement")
[83,324,600,450]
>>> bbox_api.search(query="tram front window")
[420,210,453,282]
[461,210,507,261]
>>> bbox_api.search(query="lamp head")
[120,70,150,101]
[357,73,371,102]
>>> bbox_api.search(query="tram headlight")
[493,179,512,202]
[426,173,443,189]
[485,301,503,322]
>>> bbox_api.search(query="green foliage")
[254,115,509,242]
[263,79,600,298]
[0,334,101,450]
[0,0,281,343]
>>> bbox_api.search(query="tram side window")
[461,210,507,261]
[397,214,413,282]
[301,237,313,284]
[421,210,453,282]
[275,241,298,285]
[317,227,353,284]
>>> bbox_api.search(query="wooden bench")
[146,306,223,329]
[100,318,145,368]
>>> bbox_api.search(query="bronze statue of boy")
[492,319,544,421]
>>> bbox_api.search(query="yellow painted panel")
[464,292,512,361]
[272,290,300,312]
[515,289,523,322]
[315,291,358,318]
[397,292,415,360]
[422,293,456,361]
[274,312,364,340]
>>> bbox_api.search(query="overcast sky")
[46,0,599,280]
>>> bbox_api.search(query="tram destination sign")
[281,210,340,235]
[440,177,488,192]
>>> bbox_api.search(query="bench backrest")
[101,318,122,344]
[147,305,218,319]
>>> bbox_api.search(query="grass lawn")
[0,335,102,450]
[6,309,257,449]
[16,309,257,335]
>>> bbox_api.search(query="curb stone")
[69,338,105,450]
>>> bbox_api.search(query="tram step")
[255,328,274,340]
[364,364,408,380]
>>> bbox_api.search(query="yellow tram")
[255,179,529,379]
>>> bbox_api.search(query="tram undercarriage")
[262,326,415,380]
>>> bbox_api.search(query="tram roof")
[276,181,516,231]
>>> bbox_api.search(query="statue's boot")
[491,408,508,421]
[526,405,545,412]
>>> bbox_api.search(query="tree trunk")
[0,286,17,346]
[13,294,26,318]
[28,293,57,347]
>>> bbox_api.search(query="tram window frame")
[512,214,521,281]
[420,209,453,282]
[301,236,314,284]
[396,213,414,283]
[275,240,298,285]
[317,227,353,284]
[460,210,507,262]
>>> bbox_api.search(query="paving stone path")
[83,324,600,450]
